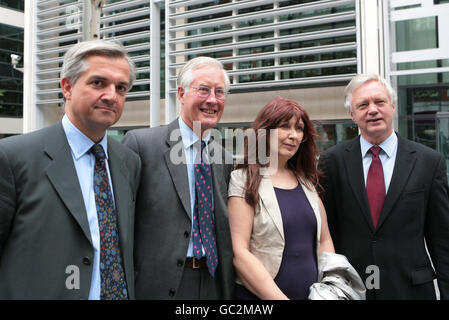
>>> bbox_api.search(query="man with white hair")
[123,56,234,299]
[0,40,141,299]
[318,74,449,300]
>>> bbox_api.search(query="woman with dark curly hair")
[227,96,336,300]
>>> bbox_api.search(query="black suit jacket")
[318,134,449,300]
[122,119,235,299]
[0,122,141,299]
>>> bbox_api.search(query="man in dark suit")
[123,57,234,299]
[318,74,449,299]
[0,40,141,299]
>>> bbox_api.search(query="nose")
[367,102,378,114]
[205,90,218,103]
[288,128,298,138]
[101,84,118,101]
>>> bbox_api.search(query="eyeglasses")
[190,86,228,100]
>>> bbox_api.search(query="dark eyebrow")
[117,81,130,88]
[87,75,108,82]
[87,75,129,87]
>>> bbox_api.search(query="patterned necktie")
[192,140,218,277]
[91,144,128,300]
[366,146,385,228]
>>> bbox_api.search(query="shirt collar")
[62,114,108,160]
[178,116,211,149]
[360,131,397,158]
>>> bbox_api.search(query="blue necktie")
[192,141,218,277]
[91,144,128,300]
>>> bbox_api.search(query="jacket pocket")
[401,189,424,201]
[410,267,435,286]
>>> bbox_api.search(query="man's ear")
[178,86,185,105]
[349,110,355,122]
[60,77,73,101]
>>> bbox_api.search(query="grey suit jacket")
[319,134,449,300]
[122,119,235,299]
[0,121,141,299]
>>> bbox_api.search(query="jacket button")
[82,257,91,265]
[184,231,190,238]
[177,259,184,267]
[169,289,176,297]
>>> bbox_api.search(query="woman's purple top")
[235,183,318,300]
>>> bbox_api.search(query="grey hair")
[60,40,136,90]
[344,74,397,112]
[177,56,230,93]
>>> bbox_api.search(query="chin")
[200,118,219,130]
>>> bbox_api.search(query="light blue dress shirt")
[360,131,398,193]
[178,117,214,258]
[62,114,114,300]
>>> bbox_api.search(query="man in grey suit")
[0,40,141,299]
[123,56,234,299]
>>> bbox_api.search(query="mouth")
[283,143,297,149]
[200,108,217,115]
[367,118,382,123]
[95,104,116,113]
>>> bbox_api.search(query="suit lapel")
[376,136,417,229]
[164,119,192,219]
[44,122,93,245]
[259,174,285,240]
[108,140,130,250]
[343,138,375,231]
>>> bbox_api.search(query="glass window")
[314,120,358,152]
[0,0,24,11]
[437,116,449,182]
[397,84,449,151]
[395,17,438,51]
[0,23,23,117]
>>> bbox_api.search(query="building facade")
[0,0,24,138]
[12,0,449,177]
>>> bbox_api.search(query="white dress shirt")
[360,131,398,193]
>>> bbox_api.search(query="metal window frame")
[386,0,449,76]
[165,0,358,123]
[26,0,154,131]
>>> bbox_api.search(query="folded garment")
[308,252,366,300]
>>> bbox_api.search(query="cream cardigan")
[228,168,322,284]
